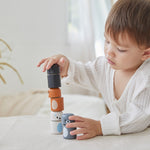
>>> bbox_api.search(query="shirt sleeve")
[100,88,150,135]
[62,56,106,92]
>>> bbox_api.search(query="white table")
[0,116,150,150]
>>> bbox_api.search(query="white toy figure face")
[51,112,63,121]
[55,113,62,120]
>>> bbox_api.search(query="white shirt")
[62,56,150,135]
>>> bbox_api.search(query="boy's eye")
[117,48,127,52]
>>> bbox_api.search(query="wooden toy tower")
[47,64,64,134]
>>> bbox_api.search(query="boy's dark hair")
[105,0,150,49]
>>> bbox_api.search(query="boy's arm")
[100,88,150,135]
[62,56,106,92]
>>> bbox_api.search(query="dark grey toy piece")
[62,113,76,139]
[47,64,61,88]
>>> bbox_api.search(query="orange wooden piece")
[50,97,64,112]
[48,88,61,98]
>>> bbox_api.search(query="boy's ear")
[141,48,150,61]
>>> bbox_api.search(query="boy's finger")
[44,57,59,71]
[37,58,47,67]
[70,128,87,135]
[69,115,84,122]
[66,122,85,128]
[45,57,65,70]
[77,134,89,140]
[46,59,57,70]
[42,59,50,72]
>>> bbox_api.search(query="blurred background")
[0,0,117,96]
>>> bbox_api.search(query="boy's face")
[104,32,144,72]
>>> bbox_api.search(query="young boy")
[37,0,150,140]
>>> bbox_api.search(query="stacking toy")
[47,64,63,134]
[47,64,76,138]
[62,113,76,139]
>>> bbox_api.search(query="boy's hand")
[37,54,69,77]
[66,115,103,140]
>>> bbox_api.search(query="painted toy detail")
[51,111,63,121]
[50,121,63,134]
[62,113,76,139]
[51,97,64,112]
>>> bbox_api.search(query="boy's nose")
[107,47,115,58]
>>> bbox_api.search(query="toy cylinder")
[47,64,61,88]
[50,97,64,112]
[62,113,76,139]
[48,88,61,98]
[47,74,61,88]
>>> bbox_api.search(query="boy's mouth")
[107,58,115,65]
